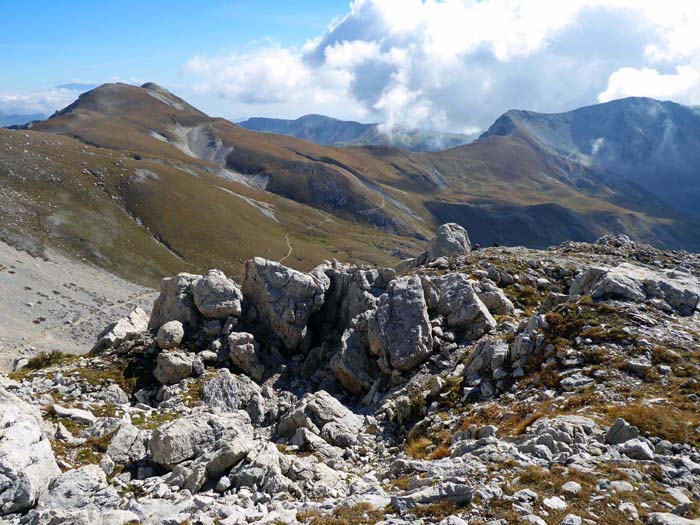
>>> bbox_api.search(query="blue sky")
[0,0,349,120]
[1,0,348,91]
[2,1,700,131]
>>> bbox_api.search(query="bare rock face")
[149,273,201,331]
[426,223,471,261]
[242,257,330,350]
[368,275,433,372]
[192,269,243,320]
[92,307,149,353]
[228,332,264,381]
[331,312,377,395]
[0,386,60,515]
[320,265,395,329]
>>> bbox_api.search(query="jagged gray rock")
[166,434,253,493]
[149,411,252,468]
[105,422,148,465]
[331,312,377,395]
[228,332,264,381]
[426,223,471,260]
[149,273,201,331]
[192,269,243,319]
[0,387,60,515]
[153,350,198,385]
[321,265,395,329]
[368,275,433,372]
[605,418,640,445]
[648,513,700,525]
[201,368,267,424]
[570,263,700,315]
[434,273,497,337]
[278,390,362,448]
[242,257,329,349]
[36,464,119,511]
[92,307,149,352]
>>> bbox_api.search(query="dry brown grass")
[405,437,433,459]
[296,503,386,525]
[411,501,460,520]
[606,404,700,445]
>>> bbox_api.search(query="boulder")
[148,273,201,331]
[0,387,60,515]
[391,482,472,511]
[648,513,700,525]
[570,263,700,316]
[201,369,267,424]
[605,418,639,445]
[36,464,119,511]
[228,441,295,495]
[396,224,471,271]
[619,438,654,460]
[149,411,252,469]
[434,273,497,337]
[165,434,252,493]
[474,280,515,315]
[192,269,243,319]
[464,338,510,383]
[52,404,96,425]
[278,390,363,448]
[228,332,264,381]
[368,275,433,372]
[156,320,184,349]
[242,257,329,349]
[105,422,148,465]
[426,223,471,261]
[153,350,198,385]
[92,307,149,352]
[24,508,140,525]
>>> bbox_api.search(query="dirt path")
[278,214,333,264]
[0,240,157,371]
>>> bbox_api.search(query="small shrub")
[405,436,433,459]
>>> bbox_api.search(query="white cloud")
[599,64,700,104]
[184,0,700,131]
[0,82,98,115]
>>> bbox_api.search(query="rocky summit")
[2,225,700,525]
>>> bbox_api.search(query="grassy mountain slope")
[3,83,700,290]
[481,97,700,218]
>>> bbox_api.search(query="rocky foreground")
[1,225,700,525]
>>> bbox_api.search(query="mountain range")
[1,82,699,288]
[238,114,474,152]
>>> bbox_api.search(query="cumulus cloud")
[599,64,700,104]
[187,0,700,132]
[0,82,98,115]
